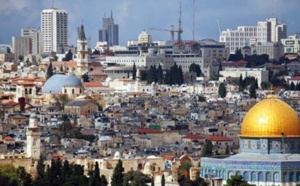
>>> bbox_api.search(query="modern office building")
[41,8,68,53]
[220,18,287,54]
[12,36,31,60]
[281,35,300,54]
[98,12,119,46]
[21,28,43,55]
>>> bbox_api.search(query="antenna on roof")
[51,0,54,9]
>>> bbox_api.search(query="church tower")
[76,24,89,78]
[26,113,41,159]
[135,68,141,92]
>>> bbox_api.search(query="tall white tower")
[26,113,41,159]
[76,24,89,78]
[41,8,68,54]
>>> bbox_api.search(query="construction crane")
[149,25,180,42]
[149,3,183,42]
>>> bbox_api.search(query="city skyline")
[0,0,299,48]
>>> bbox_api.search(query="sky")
[0,0,299,48]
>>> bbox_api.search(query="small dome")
[42,74,82,94]
[113,151,121,159]
[241,97,300,138]
[144,162,152,172]
[64,75,82,87]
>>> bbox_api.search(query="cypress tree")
[46,60,54,80]
[161,174,165,186]
[218,83,227,98]
[132,62,136,80]
[111,159,124,186]
[33,155,46,186]
[249,83,257,99]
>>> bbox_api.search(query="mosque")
[201,96,300,186]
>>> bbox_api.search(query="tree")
[63,50,73,61]
[161,174,165,186]
[225,145,230,155]
[201,140,213,157]
[101,175,108,186]
[261,81,270,90]
[178,162,192,181]
[89,161,101,186]
[33,155,46,186]
[123,170,151,186]
[16,166,32,186]
[249,83,257,99]
[82,73,89,82]
[189,63,202,77]
[290,82,296,90]
[218,83,227,98]
[19,55,24,61]
[224,175,252,186]
[238,75,244,92]
[132,63,136,80]
[46,60,54,80]
[111,159,124,186]
[157,64,164,84]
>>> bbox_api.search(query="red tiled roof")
[3,136,14,141]
[3,101,19,106]
[136,128,162,134]
[83,82,103,87]
[182,134,206,139]
[289,76,300,81]
[206,136,232,141]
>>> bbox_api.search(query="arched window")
[228,171,233,179]
[29,88,32,94]
[72,89,75,94]
[64,89,67,94]
[243,172,249,181]
[251,172,256,181]
[274,172,279,182]
[258,172,263,181]
[266,172,271,181]
[296,172,300,182]
[289,172,294,182]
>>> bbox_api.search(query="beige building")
[64,100,98,115]
[219,67,269,88]
[281,34,300,53]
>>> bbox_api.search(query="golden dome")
[241,97,300,138]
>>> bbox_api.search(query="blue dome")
[42,74,82,94]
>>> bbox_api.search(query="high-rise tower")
[26,113,41,159]
[98,11,119,46]
[41,8,68,54]
[76,24,89,78]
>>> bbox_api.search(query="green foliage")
[46,60,54,80]
[123,170,151,186]
[224,175,252,186]
[218,83,226,98]
[225,145,230,155]
[62,50,73,61]
[161,174,165,186]
[261,81,270,90]
[244,54,269,67]
[198,95,206,102]
[88,161,101,186]
[201,140,213,157]
[111,159,124,186]
[16,166,32,186]
[33,155,46,186]
[19,55,24,61]
[189,63,202,77]
[132,63,136,80]
[249,84,257,99]
[228,49,243,62]
[178,161,192,181]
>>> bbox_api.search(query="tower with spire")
[76,24,89,78]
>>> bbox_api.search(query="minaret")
[26,113,41,159]
[135,68,141,92]
[76,24,89,78]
